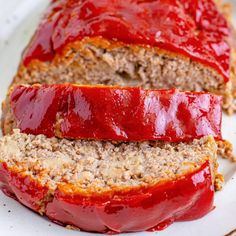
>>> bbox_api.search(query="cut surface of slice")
[8,85,222,142]
[8,0,235,115]
[23,0,230,80]
[0,130,221,233]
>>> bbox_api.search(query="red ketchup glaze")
[0,163,49,212]
[23,0,231,82]
[0,161,214,233]
[10,85,222,142]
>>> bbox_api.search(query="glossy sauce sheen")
[23,0,231,82]
[0,161,214,233]
[11,85,222,142]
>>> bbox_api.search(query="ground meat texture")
[2,38,234,135]
[2,1,236,134]
[13,38,234,112]
[0,130,221,193]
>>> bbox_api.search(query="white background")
[0,1,236,236]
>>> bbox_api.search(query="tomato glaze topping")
[23,0,231,82]
[11,84,222,142]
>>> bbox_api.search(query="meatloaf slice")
[4,85,223,141]
[3,84,234,161]
[0,130,222,233]
[9,0,236,115]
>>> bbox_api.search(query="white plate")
[0,1,236,236]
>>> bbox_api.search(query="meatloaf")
[5,84,234,161]
[0,0,234,233]
[4,0,235,115]
[7,85,223,141]
[0,84,229,232]
[0,130,222,233]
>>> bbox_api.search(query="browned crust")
[1,91,15,136]
[217,140,236,162]
[214,172,224,191]
[217,0,236,113]
[214,0,232,19]
[66,225,81,231]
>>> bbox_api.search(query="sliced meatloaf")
[0,130,223,233]
[0,1,234,233]
[4,85,223,141]
[7,0,236,116]
[2,84,234,161]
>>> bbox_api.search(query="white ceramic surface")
[0,1,236,236]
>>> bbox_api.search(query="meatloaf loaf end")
[0,130,222,233]
[8,0,236,114]
[15,37,234,109]
[2,0,236,135]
